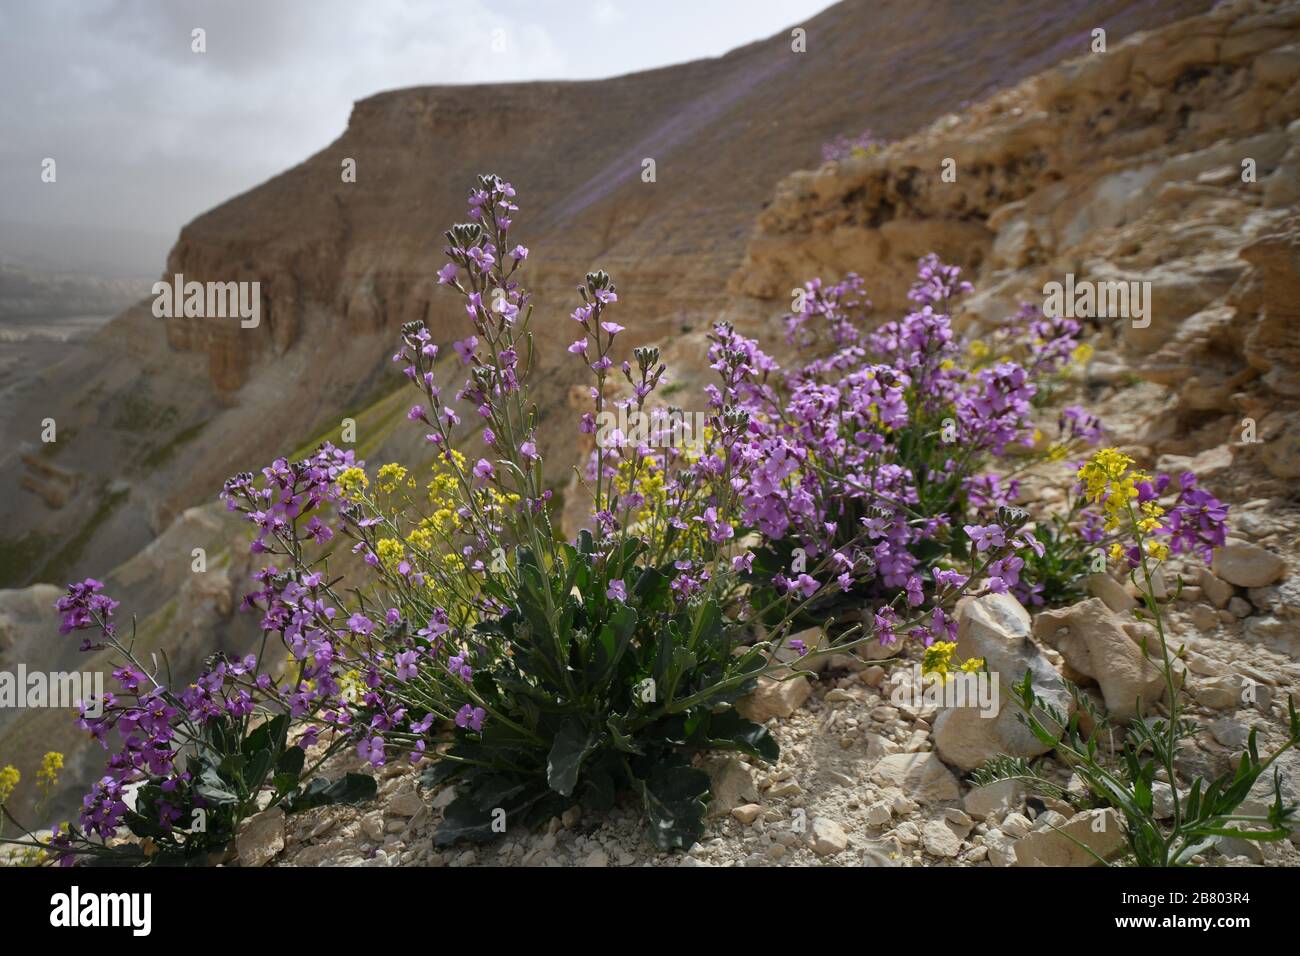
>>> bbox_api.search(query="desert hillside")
[0,0,1211,593]
[9,0,1300,853]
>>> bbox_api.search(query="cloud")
[0,0,831,275]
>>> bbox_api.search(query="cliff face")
[160,0,1215,391]
[729,0,1300,488]
[0,0,1213,592]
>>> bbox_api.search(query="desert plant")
[975,450,1299,866]
[0,475,380,865]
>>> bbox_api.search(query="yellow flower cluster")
[376,463,411,494]
[1078,448,1169,561]
[0,764,19,803]
[376,537,405,572]
[615,454,665,505]
[337,466,369,496]
[37,752,63,788]
[922,641,985,678]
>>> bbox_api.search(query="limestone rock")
[736,675,811,723]
[236,807,285,868]
[1212,544,1287,588]
[1032,598,1166,721]
[1087,573,1138,614]
[702,756,759,819]
[1012,809,1126,866]
[933,593,1073,771]
[963,780,1024,821]
[870,752,960,803]
[922,819,963,858]
[807,817,848,857]
[1198,567,1236,608]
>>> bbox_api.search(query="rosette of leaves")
[422,532,777,851]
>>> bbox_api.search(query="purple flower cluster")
[55,578,119,648]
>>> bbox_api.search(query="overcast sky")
[0,0,833,276]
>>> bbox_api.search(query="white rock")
[360,811,385,843]
[1012,809,1125,866]
[922,819,962,857]
[236,807,285,868]
[387,788,425,818]
[1197,567,1235,608]
[1032,598,1165,721]
[1212,544,1286,588]
[865,801,893,826]
[736,674,811,722]
[807,817,848,857]
[702,756,759,818]
[933,593,1073,770]
[1209,718,1249,749]
[870,752,961,803]
[1087,572,1137,613]
[963,780,1023,820]
[1001,811,1033,839]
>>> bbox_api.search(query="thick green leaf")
[634,763,710,851]
[283,772,377,814]
[697,710,780,762]
[547,719,598,797]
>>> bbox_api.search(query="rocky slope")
[0,0,1213,595]
[726,0,1300,490]
[232,0,1300,868]
[11,0,1295,841]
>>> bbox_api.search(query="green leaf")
[434,774,558,846]
[195,768,239,806]
[244,714,288,755]
[547,719,598,797]
[283,772,377,814]
[697,710,780,762]
[276,744,306,778]
[634,763,710,851]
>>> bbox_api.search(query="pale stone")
[807,817,848,856]
[1212,544,1286,588]
[870,752,960,803]
[236,807,285,868]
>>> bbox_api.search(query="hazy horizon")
[0,0,833,279]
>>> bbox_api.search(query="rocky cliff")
[727,0,1300,489]
[0,0,1246,825]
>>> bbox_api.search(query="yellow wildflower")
[376,538,405,571]
[376,462,408,493]
[337,466,369,495]
[37,752,63,788]
[0,765,19,803]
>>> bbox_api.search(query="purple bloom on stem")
[606,579,627,602]
[357,736,385,767]
[456,704,486,731]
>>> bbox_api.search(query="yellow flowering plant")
[976,448,1300,866]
